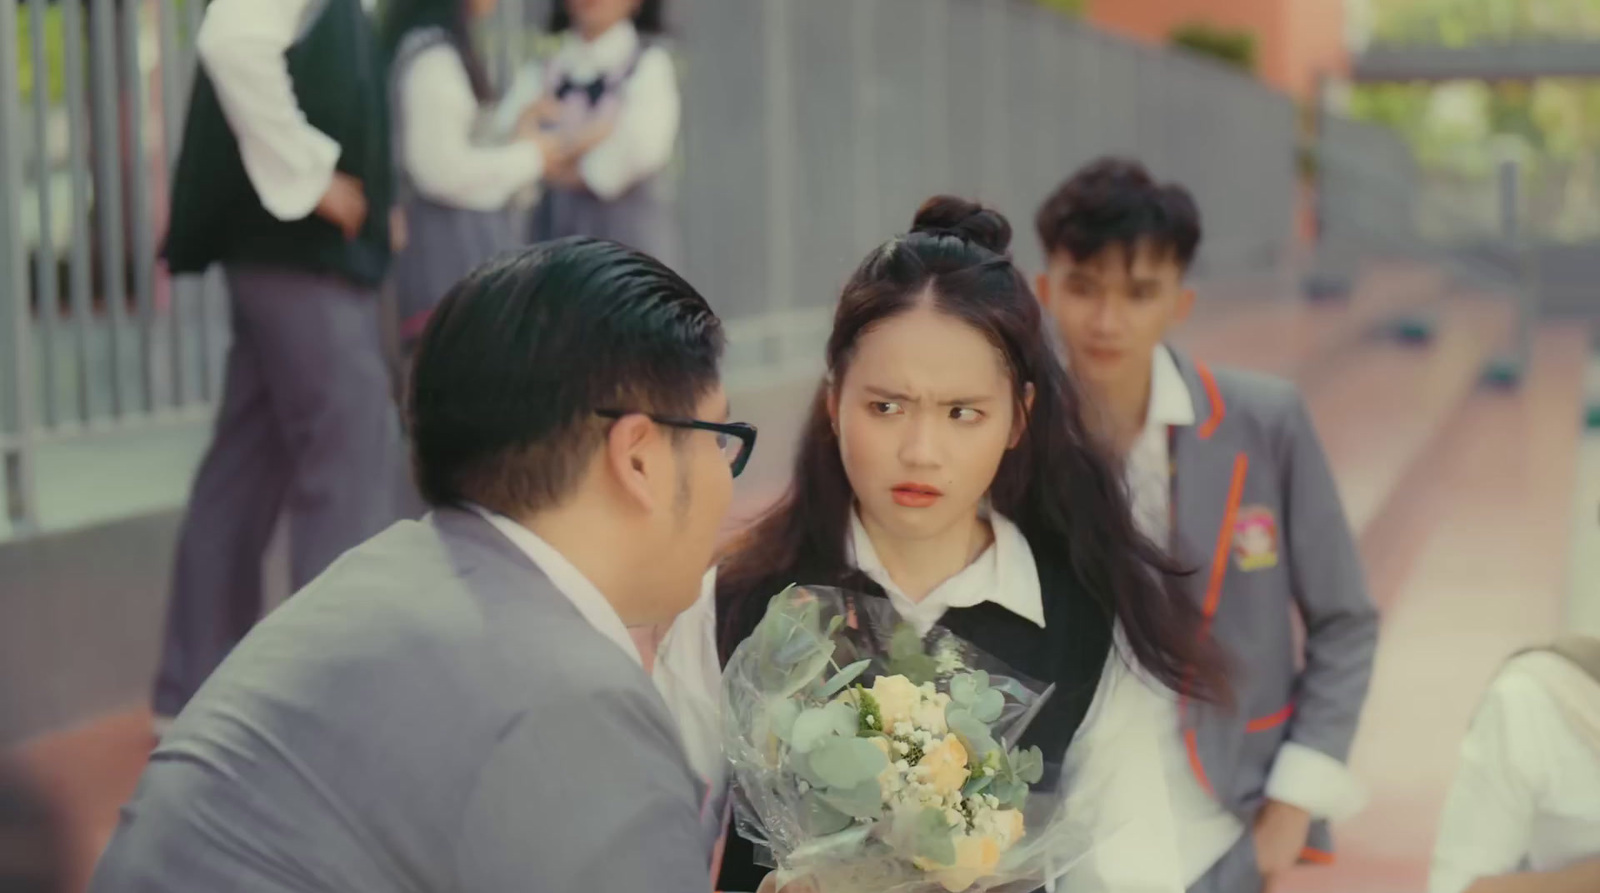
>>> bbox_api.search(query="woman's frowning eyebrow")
[862,385,995,406]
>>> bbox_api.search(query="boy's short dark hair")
[407,237,723,518]
[1035,157,1202,272]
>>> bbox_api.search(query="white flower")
[911,697,950,736]
[872,675,923,733]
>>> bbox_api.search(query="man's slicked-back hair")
[1035,156,1202,272]
[408,237,724,517]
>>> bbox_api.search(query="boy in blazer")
[1034,158,1380,893]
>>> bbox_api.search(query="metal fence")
[0,0,1302,535]
[676,0,1300,370]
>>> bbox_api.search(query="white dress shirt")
[398,45,544,211]
[469,506,642,667]
[1127,346,1367,885]
[654,510,1186,892]
[195,0,346,222]
[1429,655,1600,893]
[545,20,680,201]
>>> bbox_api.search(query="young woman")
[531,0,681,266]
[653,197,1230,892]
[383,0,568,346]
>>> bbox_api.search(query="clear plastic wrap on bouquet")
[722,585,1103,893]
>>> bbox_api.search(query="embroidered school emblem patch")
[1232,505,1280,571]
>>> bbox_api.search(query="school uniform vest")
[531,39,680,267]
[713,535,1115,892]
[388,27,522,340]
[164,0,393,287]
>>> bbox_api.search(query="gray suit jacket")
[1168,349,1379,872]
[90,509,714,892]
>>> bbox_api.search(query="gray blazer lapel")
[1170,349,1249,619]
[1169,350,1253,804]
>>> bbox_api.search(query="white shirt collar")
[1148,344,1196,429]
[846,509,1045,635]
[557,19,641,81]
[467,505,643,667]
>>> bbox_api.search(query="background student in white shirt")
[153,0,405,725]
[383,0,589,348]
[655,197,1230,893]
[1034,158,1379,893]
[1430,636,1600,893]
[531,0,682,266]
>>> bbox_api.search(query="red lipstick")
[890,482,943,508]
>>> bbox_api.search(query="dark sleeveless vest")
[164,0,393,287]
[712,532,1115,892]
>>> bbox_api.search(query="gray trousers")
[153,264,402,717]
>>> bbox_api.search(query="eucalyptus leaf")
[793,751,828,788]
[950,673,979,705]
[1011,745,1045,785]
[889,624,924,661]
[774,634,832,670]
[817,779,885,819]
[791,701,858,752]
[961,773,995,799]
[946,708,999,761]
[767,698,801,742]
[910,806,958,865]
[758,647,835,700]
[808,737,889,789]
[993,777,1028,810]
[969,688,1005,724]
[888,652,938,686]
[799,792,855,836]
[815,659,872,700]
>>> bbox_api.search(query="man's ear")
[602,413,666,511]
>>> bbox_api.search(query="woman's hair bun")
[910,195,1013,255]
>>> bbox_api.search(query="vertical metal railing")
[120,0,156,414]
[61,0,94,426]
[26,0,58,430]
[1,0,40,532]
[5,0,1319,535]
[89,0,129,419]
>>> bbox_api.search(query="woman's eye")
[869,401,902,415]
[950,407,982,422]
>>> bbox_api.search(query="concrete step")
[1278,324,1592,893]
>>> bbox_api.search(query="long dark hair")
[380,0,493,101]
[717,197,1229,704]
[547,0,666,34]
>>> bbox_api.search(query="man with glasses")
[89,238,766,893]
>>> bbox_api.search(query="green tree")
[1034,0,1088,17]
[1170,21,1257,74]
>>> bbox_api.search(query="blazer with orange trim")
[1169,349,1379,870]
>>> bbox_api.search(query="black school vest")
[164,0,393,286]
[713,534,1115,892]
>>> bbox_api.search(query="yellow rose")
[914,833,1003,892]
[918,735,969,796]
[981,808,1025,849]
[871,675,923,734]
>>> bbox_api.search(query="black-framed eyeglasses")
[596,410,759,478]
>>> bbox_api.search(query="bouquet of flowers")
[722,586,1099,893]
